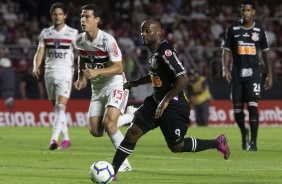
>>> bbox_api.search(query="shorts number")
[151,76,162,87]
[253,83,261,93]
[113,90,123,100]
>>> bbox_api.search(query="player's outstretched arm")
[124,75,151,90]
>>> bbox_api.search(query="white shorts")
[88,88,129,118]
[44,71,73,100]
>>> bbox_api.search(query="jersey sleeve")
[38,29,45,48]
[260,29,270,51]
[106,35,122,62]
[160,45,186,77]
[71,29,79,50]
[223,25,233,51]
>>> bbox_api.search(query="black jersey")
[148,40,186,102]
[223,20,269,81]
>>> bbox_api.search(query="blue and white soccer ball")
[89,161,115,184]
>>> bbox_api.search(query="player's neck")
[86,28,99,42]
[148,40,161,52]
[240,19,254,29]
[54,23,65,31]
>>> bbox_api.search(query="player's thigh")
[231,81,244,104]
[103,106,121,135]
[54,77,72,99]
[88,100,104,133]
[89,116,104,136]
[44,76,55,100]
[103,106,121,126]
[133,96,159,134]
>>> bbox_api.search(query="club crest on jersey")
[165,49,172,57]
[251,32,259,41]
[87,51,95,62]
[149,52,159,69]
[53,39,61,48]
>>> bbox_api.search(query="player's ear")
[157,28,161,37]
[95,17,100,24]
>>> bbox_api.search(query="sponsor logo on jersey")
[240,68,253,77]
[48,50,67,58]
[237,45,256,55]
[253,27,260,32]
[149,52,159,69]
[96,44,105,49]
[112,42,119,57]
[251,32,259,41]
[165,49,172,57]
[243,33,250,37]
[238,41,254,46]
[233,26,240,30]
[235,34,240,38]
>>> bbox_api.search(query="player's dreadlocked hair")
[50,2,67,15]
[82,4,102,18]
[240,0,256,9]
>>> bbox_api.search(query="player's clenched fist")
[73,78,87,90]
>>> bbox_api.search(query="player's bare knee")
[102,117,115,128]
[89,128,103,137]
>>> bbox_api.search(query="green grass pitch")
[0,126,281,184]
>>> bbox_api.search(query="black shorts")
[132,95,190,145]
[231,79,261,104]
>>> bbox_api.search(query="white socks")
[50,104,69,143]
[110,129,124,149]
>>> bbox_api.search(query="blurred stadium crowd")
[0,0,282,99]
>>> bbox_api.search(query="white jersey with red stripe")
[74,29,127,96]
[38,25,78,76]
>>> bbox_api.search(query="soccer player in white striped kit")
[33,2,78,150]
[73,4,132,171]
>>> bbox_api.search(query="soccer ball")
[89,161,115,184]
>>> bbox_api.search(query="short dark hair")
[50,2,66,15]
[82,4,102,18]
[240,0,256,9]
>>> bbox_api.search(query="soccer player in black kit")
[111,18,230,181]
[222,0,273,151]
